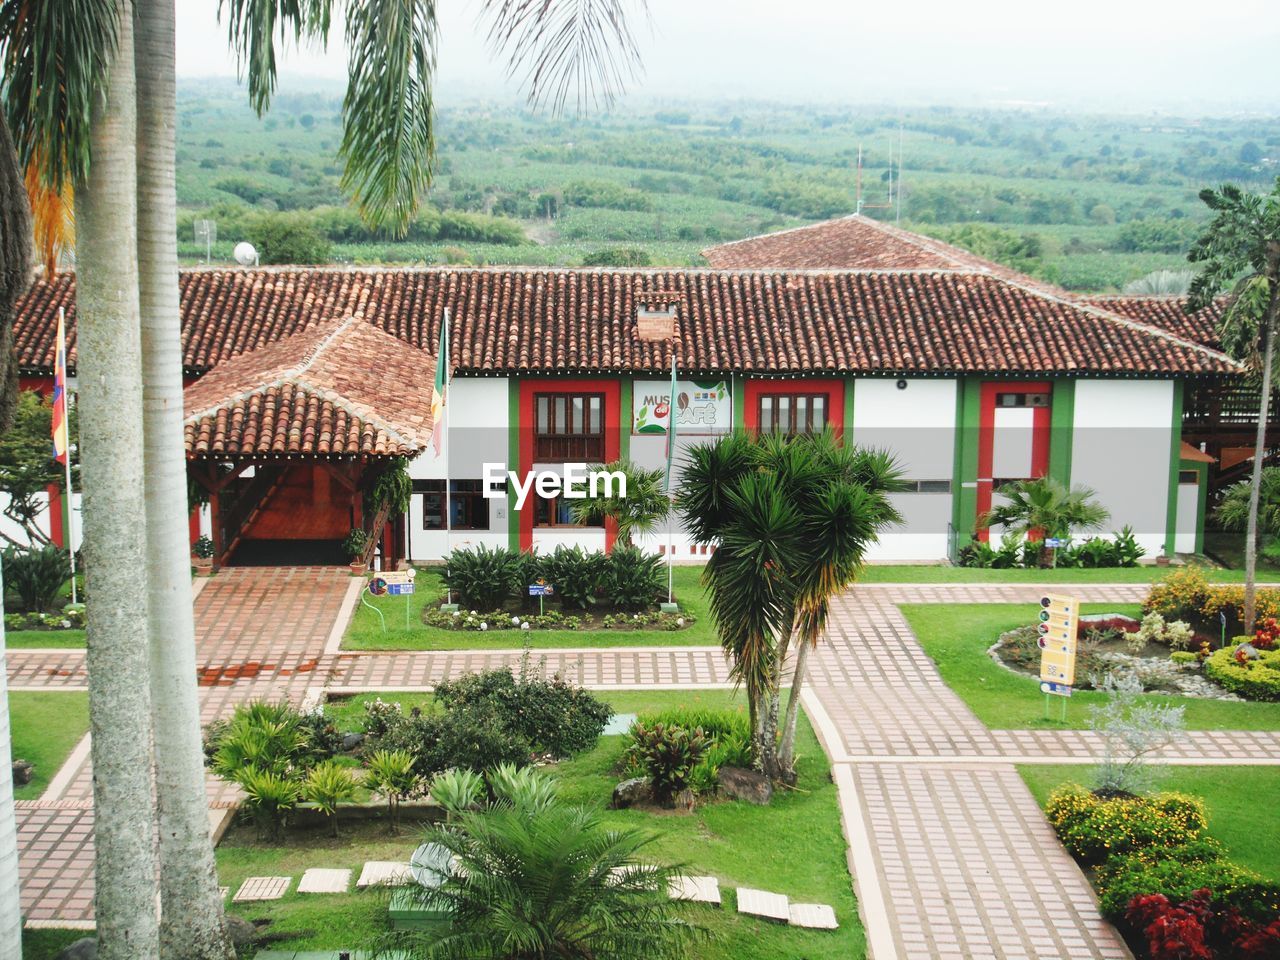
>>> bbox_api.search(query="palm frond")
[216,0,332,114]
[339,0,437,233]
[479,0,648,113]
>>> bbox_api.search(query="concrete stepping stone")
[789,902,838,929]
[668,875,721,906]
[233,876,291,902]
[357,861,412,888]
[297,868,351,894]
[735,887,789,922]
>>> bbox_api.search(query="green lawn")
[901,603,1280,731]
[1018,764,1280,882]
[343,566,715,650]
[9,691,89,800]
[4,628,86,648]
[223,688,863,959]
[858,565,1250,584]
[21,929,88,960]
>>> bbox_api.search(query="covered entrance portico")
[183,317,436,569]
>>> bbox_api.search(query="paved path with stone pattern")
[13,573,1280,957]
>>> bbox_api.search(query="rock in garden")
[11,760,33,786]
[611,777,652,809]
[224,913,259,949]
[341,732,365,751]
[1236,642,1260,661]
[718,766,773,805]
[54,938,96,960]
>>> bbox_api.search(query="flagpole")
[665,353,677,606]
[57,308,77,605]
[442,308,452,605]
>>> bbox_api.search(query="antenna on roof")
[194,219,216,263]
[896,121,905,224]
[855,144,863,215]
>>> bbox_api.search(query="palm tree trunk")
[0,564,21,960]
[75,3,161,955]
[134,3,237,957]
[1244,287,1280,635]
[778,633,811,782]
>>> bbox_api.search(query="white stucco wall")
[853,377,956,561]
[1071,379,1175,555]
[1176,481,1199,554]
[0,491,81,552]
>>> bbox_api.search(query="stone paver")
[669,875,721,905]
[736,887,790,922]
[233,876,291,902]
[297,868,351,894]
[789,902,839,929]
[356,861,412,888]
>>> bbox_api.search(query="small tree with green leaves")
[364,749,421,830]
[1188,177,1280,633]
[302,761,358,837]
[570,459,670,547]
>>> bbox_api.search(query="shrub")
[1204,647,1280,701]
[302,761,358,836]
[1171,651,1199,665]
[297,707,344,763]
[630,707,751,796]
[361,697,404,737]
[429,767,485,819]
[364,749,421,828]
[535,545,608,610]
[237,767,301,840]
[1253,618,1280,650]
[210,702,308,779]
[1147,568,1280,631]
[1045,785,1207,864]
[191,535,214,560]
[603,546,665,611]
[487,762,558,812]
[374,703,534,779]
[434,665,611,759]
[1089,671,1186,795]
[1100,853,1280,921]
[443,544,524,610]
[2,545,70,612]
[624,722,708,805]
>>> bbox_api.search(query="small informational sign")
[528,582,555,597]
[1037,593,1079,696]
[387,582,415,596]
[1045,537,1068,548]
[633,379,731,436]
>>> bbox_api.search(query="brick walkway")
[13,575,1280,958]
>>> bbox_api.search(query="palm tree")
[0,104,34,960]
[677,431,903,782]
[136,2,237,956]
[1188,178,1280,634]
[979,475,1109,565]
[1216,468,1280,547]
[570,459,670,547]
[72,2,163,956]
[1122,269,1194,296]
[396,803,696,960]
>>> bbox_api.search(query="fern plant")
[364,748,421,830]
[302,761,358,837]
[237,768,301,840]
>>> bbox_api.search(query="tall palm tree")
[0,104,33,960]
[136,2,237,956]
[1188,178,1280,634]
[677,431,902,782]
[73,2,163,956]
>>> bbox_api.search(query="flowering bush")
[1099,842,1280,920]
[1253,618,1280,650]
[1124,889,1280,959]
[1203,647,1280,701]
[421,607,693,633]
[1045,785,1207,864]
[1145,569,1280,635]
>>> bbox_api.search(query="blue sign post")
[528,580,555,615]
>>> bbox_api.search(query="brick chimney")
[635,291,681,342]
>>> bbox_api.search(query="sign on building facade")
[633,379,731,435]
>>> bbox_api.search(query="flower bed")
[1203,647,1280,702]
[3,604,85,633]
[1145,568,1280,637]
[424,607,695,633]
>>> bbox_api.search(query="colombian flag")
[51,310,68,465]
[430,310,449,457]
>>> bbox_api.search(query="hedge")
[1204,647,1280,701]
[1044,786,1207,865]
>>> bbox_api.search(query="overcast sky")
[174,0,1280,113]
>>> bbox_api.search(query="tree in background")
[1215,467,1280,562]
[0,391,79,548]
[570,459,670,547]
[1188,177,1280,634]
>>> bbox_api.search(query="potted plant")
[343,528,369,576]
[191,535,215,575]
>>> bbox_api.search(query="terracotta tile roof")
[183,317,435,458]
[1083,296,1224,352]
[15,266,1237,380]
[701,214,1065,292]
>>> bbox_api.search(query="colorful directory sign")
[1037,593,1078,696]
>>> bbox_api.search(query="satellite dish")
[233,241,259,266]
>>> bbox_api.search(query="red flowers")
[1126,890,1280,960]
[1253,618,1279,650]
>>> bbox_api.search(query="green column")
[1163,380,1185,558]
[733,373,746,433]
[843,376,856,440]
[507,378,521,552]
[1189,459,1208,556]
[1048,378,1075,487]
[619,378,632,462]
[951,377,982,549]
